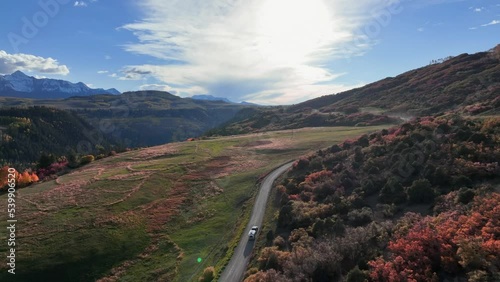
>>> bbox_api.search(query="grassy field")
[0,125,388,281]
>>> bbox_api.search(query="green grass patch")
[18,179,57,195]
[85,179,142,192]
[170,171,258,281]
[114,174,173,211]
[0,216,149,282]
[119,237,180,282]
[57,169,99,184]
[99,167,129,179]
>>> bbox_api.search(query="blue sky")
[0,0,499,104]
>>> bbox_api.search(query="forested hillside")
[247,115,500,281]
[0,107,119,169]
[0,91,251,147]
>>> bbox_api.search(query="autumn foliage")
[247,116,500,281]
[0,166,39,190]
[369,193,500,281]
[36,160,69,180]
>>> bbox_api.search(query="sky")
[0,0,499,105]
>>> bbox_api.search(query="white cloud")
[469,6,484,12]
[118,67,152,80]
[138,84,177,95]
[139,83,211,97]
[417,27,425,32]
[0,50,69,75]
[74,1,87,7]
[109,73,118,78]
[482,20,500,27]
[105,55,112,60]
[468,19,500,30]
[121,0,401,104]
[97,70,108,74]
[139,84,172,91]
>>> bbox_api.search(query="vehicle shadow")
[244,240,255,257]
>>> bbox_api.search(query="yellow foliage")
[0,167,39,189]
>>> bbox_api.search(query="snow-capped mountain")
[0,71,120,99]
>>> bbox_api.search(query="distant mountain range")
[191,94,232,103]
[191,94,258,105]
[0,71,120,99]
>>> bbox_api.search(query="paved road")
[219,162,293,282]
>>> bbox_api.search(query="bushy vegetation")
[199,266,216,282]
[247,116,500,281]
[369,194,500,281]
[80,154,95,165]
[0,166,39,189]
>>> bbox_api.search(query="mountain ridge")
[0,71,120,99]
[208,45,500,135]
[293,45,500,115]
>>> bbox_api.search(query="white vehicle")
[248,226,259,240]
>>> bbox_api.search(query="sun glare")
[255,0,333,66]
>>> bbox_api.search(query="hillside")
[296,45,500,115]
[246,115,500,281]
[209,45,500,135]
[207,106,400,136]
[0,106,120,169]
[0,91,252,147]
[0,125,388,282]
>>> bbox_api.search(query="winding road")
[219,162,293,282]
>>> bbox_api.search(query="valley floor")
[0,125,388,282]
